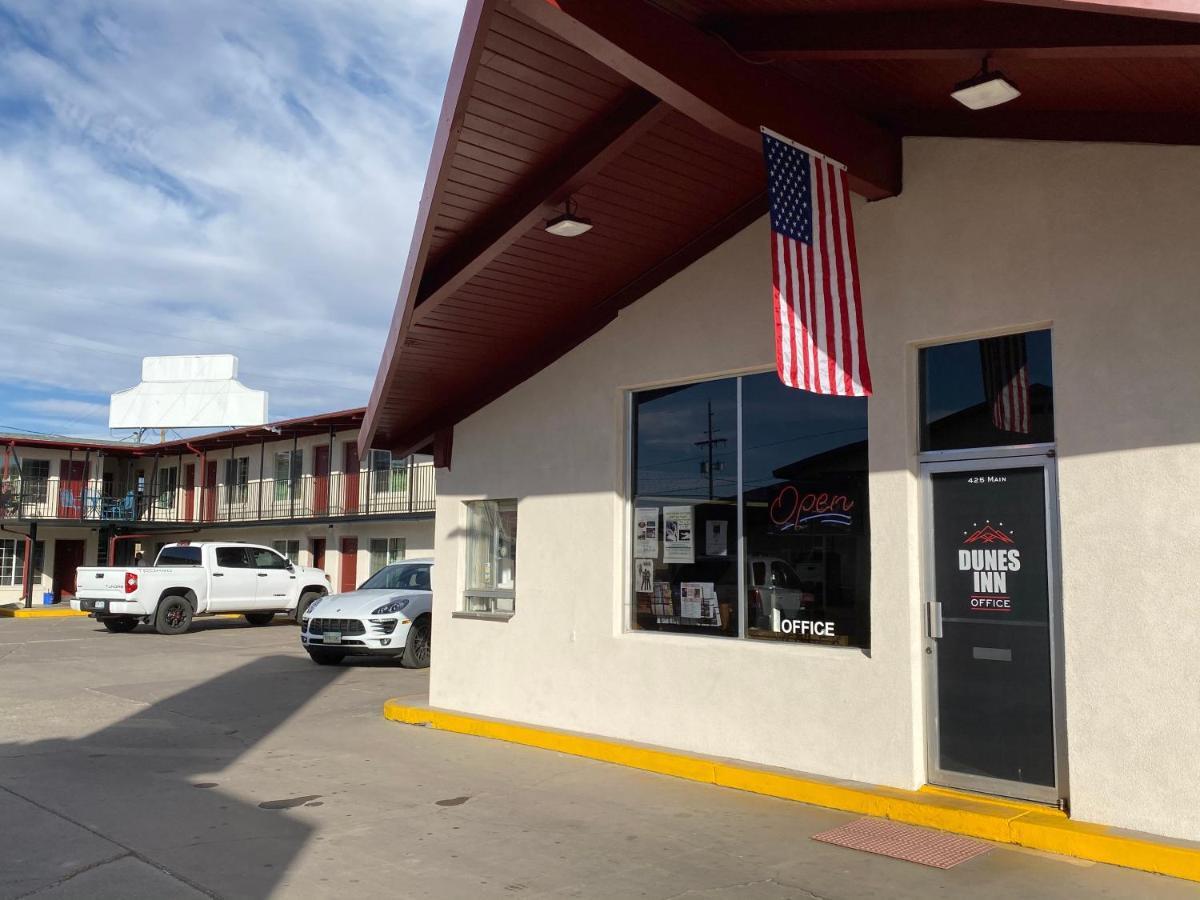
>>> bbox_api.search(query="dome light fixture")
[544,196,593,238]
[951,57,1020,111]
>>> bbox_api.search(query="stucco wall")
[429,138,1200,841]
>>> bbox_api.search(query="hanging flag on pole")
[979,334,1031,434]
[762,127,872,396]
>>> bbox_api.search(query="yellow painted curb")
[0,606,88,618]
[383,700,1200,883]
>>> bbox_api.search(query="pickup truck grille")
[307,618,365,636]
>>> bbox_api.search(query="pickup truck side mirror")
[286,561,295,572]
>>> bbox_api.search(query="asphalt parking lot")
[1,616,1194,900]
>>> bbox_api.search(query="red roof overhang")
[362,0,1200,457]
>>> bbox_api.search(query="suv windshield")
[359,564,430,591]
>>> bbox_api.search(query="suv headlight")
[372,597,410,615]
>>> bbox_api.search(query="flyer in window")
[705,520,728,557]
[651,582,673,617]
[635,559,655,594]
[662,505,694,563]
[634,507,659,558]
[680,582,719,623]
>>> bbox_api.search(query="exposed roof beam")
[987,0,1200,24]
[904,109,1200,145]
[504,0,901,200]
[360,0,498,455]
[719,7,1200,60]
[383,191,770,457]
[415,90,668,314]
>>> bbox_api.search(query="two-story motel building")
[0,407,433,607]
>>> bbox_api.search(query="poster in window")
[680,582,718,623]
[705,520,728,557]
[662,506,694,563]
[651,582,673,616]
[635,507,659,558]
[635,559,654,594]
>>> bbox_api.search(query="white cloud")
[0,0,466,431]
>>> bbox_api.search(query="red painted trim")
[721,6,1200,59]
[985,0,1200,24]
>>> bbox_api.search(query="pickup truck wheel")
[306,649,345,666]
[244,612,275,626]
[293,590,323,625]
[400,615,431,669]
[155,596,193,635]
[100,616,138,634]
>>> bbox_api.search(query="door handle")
[213,573,224,577]
[257,573,269,577]
[927,601,943,639]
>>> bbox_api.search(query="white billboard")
[109,355,269,429]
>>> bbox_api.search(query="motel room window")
[272,540,301,565]
[630,372,870,648]
[0,539,25,587]
[920,329,1054,452]
[20,460,50,502]
[273,450,303,503]
[369,537,406,574]
[370,450,409,495]
[224,457,250,504]
[463,499,517,615]
[156,467,178,508]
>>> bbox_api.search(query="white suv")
[300,559,432,667]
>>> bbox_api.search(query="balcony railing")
[0,464,435,526]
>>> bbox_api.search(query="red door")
[313,445,330,516]
[183,464,196,522]
[343,442,360,515]
[202,460,217,522]
[57,461,88,519]
[52,539,86,601]
[311,538,326,572]
[339,537,358,593]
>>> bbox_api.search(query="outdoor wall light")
[544,196,592,237]
[951,58,1020,110]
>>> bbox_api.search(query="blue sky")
[0,0,465,438]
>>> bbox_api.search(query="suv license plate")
[324,632,342,644]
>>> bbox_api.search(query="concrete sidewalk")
[0,616,1194,899]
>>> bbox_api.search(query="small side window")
[216,547,249,568]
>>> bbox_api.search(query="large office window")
[920,330,1054,452]
[631,371,870,647]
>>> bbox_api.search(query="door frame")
[919,446,1069,806]
[51,539,87,601]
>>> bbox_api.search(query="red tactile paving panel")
[812,818,992,869]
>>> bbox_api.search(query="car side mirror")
[286,562,295,572]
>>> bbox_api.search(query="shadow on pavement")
[0,654,348,899]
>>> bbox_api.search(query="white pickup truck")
[73,542,330,635]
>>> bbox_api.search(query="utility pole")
[694,401,727,500]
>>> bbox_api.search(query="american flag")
[762,128,871,396]
[979,334,1031,434]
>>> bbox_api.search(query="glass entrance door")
[924,458,1064,804]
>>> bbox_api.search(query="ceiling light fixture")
[951,57,1020,111]
[544,196,592,238]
